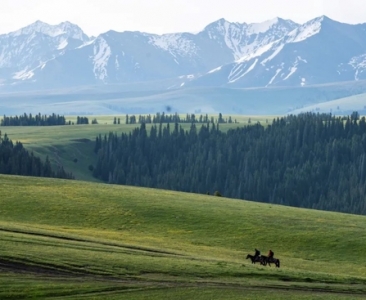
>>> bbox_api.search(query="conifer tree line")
[0,131,74,179]
[1,113,67,126]
[125,112,236,124]
[76,116,90,125]
[93,112,366,215]
[113,117,121,124]
[0,113,91,126]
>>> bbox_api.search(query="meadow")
[1,174,366,299]
[1,115,366,299]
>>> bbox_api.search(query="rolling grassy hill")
[1,174,366,299]
[289,92,366,115]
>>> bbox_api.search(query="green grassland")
[0,115,275,181]
[1,175,366,299]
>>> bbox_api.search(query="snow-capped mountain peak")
[0,20,90,79]
[149,33,198,57]
[191,15,366,88]
[245,17,280,35]
[1,15,366,91]
[201,17,298,60]
[10,20,89,42]
[286,16,325,43]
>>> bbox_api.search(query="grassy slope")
[1,175,366,299]
[289,93,366,114]
[1,115,274,181]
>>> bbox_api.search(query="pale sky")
[0,0,365,36]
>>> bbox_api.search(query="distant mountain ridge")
[191,16,366,88]
[0,16,365,92]
[0,21,89,82]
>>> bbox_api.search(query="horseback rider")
[254,248,261,258]
[268,249,274,260]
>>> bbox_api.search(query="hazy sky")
[1,0,365,36]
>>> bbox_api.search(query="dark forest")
[93,113,366,215]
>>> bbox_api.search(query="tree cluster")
[0,131,74,179]
[1,113,67,126]
[113,117,121,124]
[125,113,236,124]
[92,113,366,215]
[76,116,89,125]
[0,113,95,126]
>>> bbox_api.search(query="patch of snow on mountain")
[93,38,111,80]
[208,66,222,74]
[297,56,307,63]
[41,62,47,69]
[283,56,307,80]
[204,19,246,59]
[237,41,275,63]
[150,34,197,57]
[288,17,322,43]
[349,54,366,80]
[228,64,244,80]
[260,44,284,65]
[57,38,68,50]
[267,68,282,86]
[246,18,279,35]
[13,69,34,80]
[179,74,195,79]
[77,39,95,49]
[229,59,258,83]
[222,21,244,60]
[115,55,119,70]
[349,54,366,69]
[283,66,297,80]
[213,19,276,60]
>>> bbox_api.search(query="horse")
[259,255,269,266]
[266,257,280,268]
[246,254,266,265]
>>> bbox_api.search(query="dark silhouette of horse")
[266,257,280,268]
[246,254,266,265]
[259,255,269,265]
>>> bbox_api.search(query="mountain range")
[1,15,366,90]
[0,16,366,115]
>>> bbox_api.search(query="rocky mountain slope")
[190,16,366,88]
[0,16,365,92]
